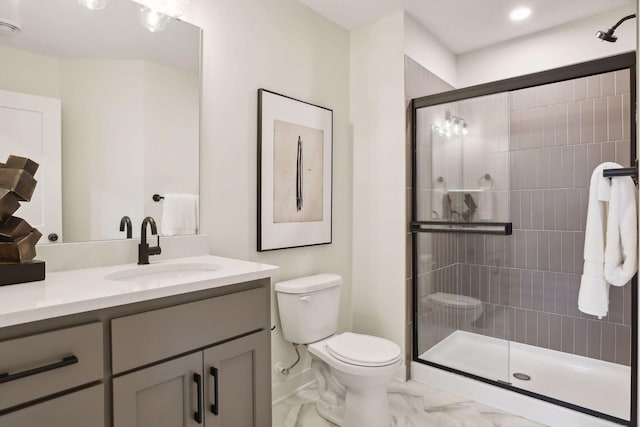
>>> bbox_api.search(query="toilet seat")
[325,332,401,367]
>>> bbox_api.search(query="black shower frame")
[410,52,637,426]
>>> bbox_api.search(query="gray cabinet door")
[203,330,271,427]
[113,352,203,427]
[0,384,104,427]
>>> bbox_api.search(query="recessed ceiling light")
[510,7,532,21]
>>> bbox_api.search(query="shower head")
[595,14,636,43]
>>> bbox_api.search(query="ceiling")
[296,0,635,54]
[0,0,200,73]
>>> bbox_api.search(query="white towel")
[578,162,637,318]
[160,193,199,236]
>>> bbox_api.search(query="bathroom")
[0,0,638,426]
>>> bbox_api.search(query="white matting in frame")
[258,89,333,251]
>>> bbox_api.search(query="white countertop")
[0,255,279,328]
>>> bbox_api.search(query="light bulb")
[134,0,189,17]
[78,0,108,10]
[138,5,171,32]
[462,123,469,135]
[510,7,531,21]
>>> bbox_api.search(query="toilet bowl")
[425,292,483,324]
[308,332,401,427]
[274,274,402,427]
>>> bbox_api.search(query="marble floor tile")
[272,380,547,427]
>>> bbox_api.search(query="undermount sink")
[105,263,220,284]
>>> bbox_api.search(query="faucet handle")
[150,234,162,256]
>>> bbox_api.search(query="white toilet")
[275,274,402,427]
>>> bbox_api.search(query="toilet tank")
[274,274,342,344]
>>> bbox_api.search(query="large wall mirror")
[0,0,201,243]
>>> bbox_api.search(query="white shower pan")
[416,330,630,425]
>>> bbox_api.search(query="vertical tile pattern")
[406,57,457,358]
[413,68,632,368]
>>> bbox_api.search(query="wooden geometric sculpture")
[0,155,45,286]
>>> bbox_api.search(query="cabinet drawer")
[111,287,268,374]
[0,322,103,411]
[1,384,104,427]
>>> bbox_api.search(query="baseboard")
[272,368,315,404]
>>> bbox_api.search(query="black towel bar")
[603,167,638,185]
[603,167,638,178]
[152,194,165,202]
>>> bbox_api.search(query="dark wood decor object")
[0,155,45,286]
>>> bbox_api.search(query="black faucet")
[119,216,132,239]
[138,217,161,265]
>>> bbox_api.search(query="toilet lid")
[428,292,482,309]
[326,332,401,367]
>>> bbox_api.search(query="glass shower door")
[413,92,512,385]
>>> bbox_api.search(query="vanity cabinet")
[1,385,104,426]
[111,286,271,427]
[113,330,269,427]
[0,276,272,427]
[0,322,104,426]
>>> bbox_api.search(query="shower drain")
[513,372,531,381]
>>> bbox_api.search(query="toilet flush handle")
[299,295,311,302]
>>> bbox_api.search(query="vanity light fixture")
[78,0,109,10]
[138,5,172,32]
[509,6,531,21]
[432,110,469,138]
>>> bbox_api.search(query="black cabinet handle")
[0,355,78,384]
[193,373,203,424]
[210,366,219,415]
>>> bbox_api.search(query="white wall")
[183,0,352,397]
[61,60,146,241]
[143,61,199,226]
[0,44,60,98]
[404,12,457,88]
[61,59,199,241]
[457,5,637,88]
[350,11,408,374]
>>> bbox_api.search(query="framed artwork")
[257,89,333,251]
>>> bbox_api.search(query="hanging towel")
[578,162,638,318]
[433,177,450,220]
[477,174,495,221]
[160,193,199,236]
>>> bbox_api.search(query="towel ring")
[434,176,447,191]
[478,173,494,189]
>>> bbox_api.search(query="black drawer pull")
[210,366,219,415]
[193,373,203,424]
[0,355,78,384]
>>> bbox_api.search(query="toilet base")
[310,355,398,427]
[343,386,390,427]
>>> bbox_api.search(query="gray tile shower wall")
[453,70,632,366]
[405,56,456,359]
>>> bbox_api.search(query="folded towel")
[160,193,199,236]
[578,162,637,318]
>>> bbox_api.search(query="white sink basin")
[105,263,220,285]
